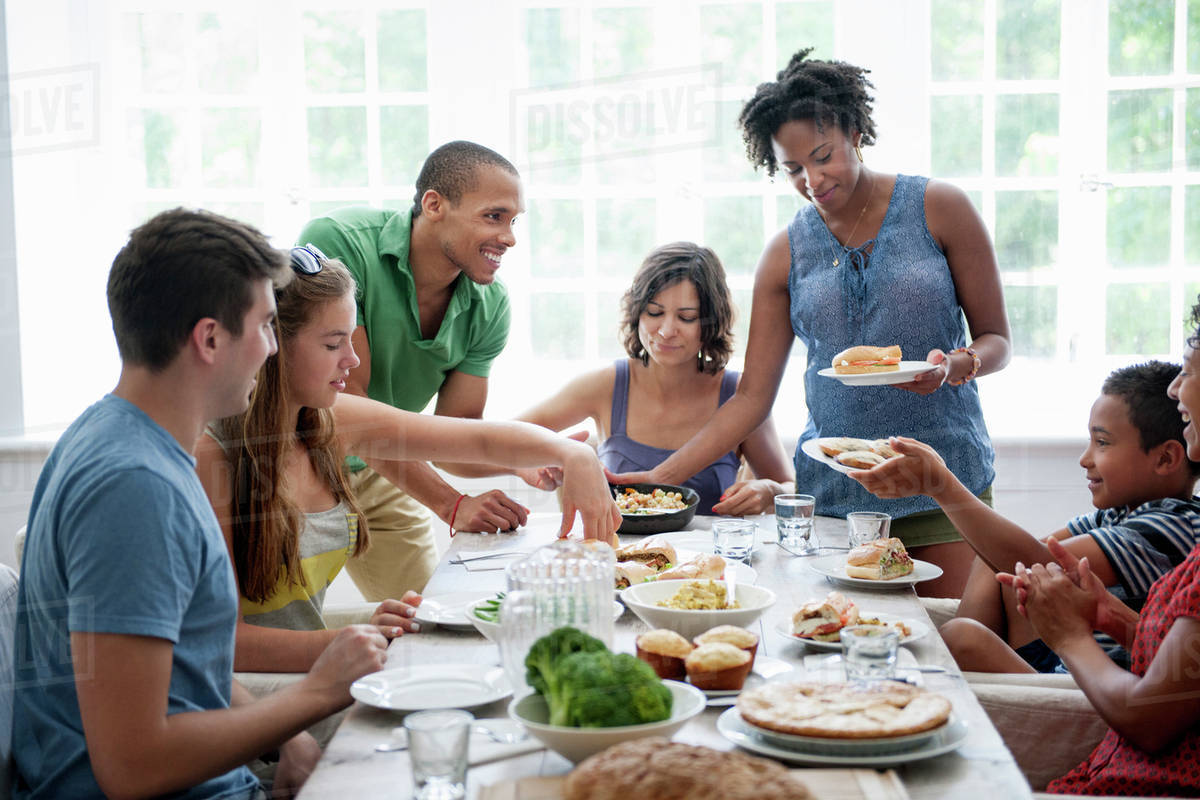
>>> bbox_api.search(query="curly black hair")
[1101,360,1200,476]
[1188,294,1200,350]
[737,47,877,177]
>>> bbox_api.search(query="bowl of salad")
[612,483,700,535]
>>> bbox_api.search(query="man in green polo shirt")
[298,141,530,600]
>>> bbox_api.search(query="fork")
[449,550,529,565]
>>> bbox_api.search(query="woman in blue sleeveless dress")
[610,49,1011,596]
[515,241,795,516]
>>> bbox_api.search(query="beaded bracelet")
[948,346,981,385]
[448,493,467,537]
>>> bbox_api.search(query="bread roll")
[831,344,902,374]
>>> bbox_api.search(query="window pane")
[197,14,258,93]
[596,290,625,360]
[700,4,762,87]
[531,293,585,358]
[931,0,983,80]
[1106,283,1169,354]
[124,13,186,93]
[997,0,1060,79]
[1107,187,1170,267]
[1108,0,1174,76]
[530,199,584,279]
[131,109,185,189]
[705,196,762,276]
[778,195,804,230]
[995,94,1059,177]
[1004,285,1057,357]
[527,8,579,88]
[995,191,1058,270]
[304,12,365,93]
[595,98,657,185]
[703,100,756,181]
[1191,0,1200,73]
[378,10,427,92]
[1186,282,1200,344]
[307,106,367,187]
[380,105,429,186]
[931,95,982,176]
[597,199,656,283]
[1186,185,1200,264]
[593,8,653,78]
[202,108,260,188]
[206,202,265,230]
[775,2,834,69]
[1188,89,1200,170]
[310,200,369,218]
[1108,89,1173,173]
[731,287,751,359]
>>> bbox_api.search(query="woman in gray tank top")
[609,49,1011,597]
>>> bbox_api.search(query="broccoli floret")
[524,626,607,700]
[552,651,673,728]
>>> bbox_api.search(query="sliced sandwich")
[614,560,657,590]
[835,450,888,470]
[791,591,860,641]
[655,553,726,582]
[831,344,902,375]
[614,539,677,571]
[845,537,914,580]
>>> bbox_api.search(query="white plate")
[698,656,795,706]
[717,707,968,765]
[802,438,893,475]
[817,361,939,386]
[773,614,930,651]
[413,591,491,630]
[351,664,512,711]
[807,554,943,589]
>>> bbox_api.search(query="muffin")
[693,625,759,668]
[636,629,695,680]
[684,642,752,691]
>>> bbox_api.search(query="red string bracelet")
[448,494,467,537]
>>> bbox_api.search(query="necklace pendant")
[832,257,839,267]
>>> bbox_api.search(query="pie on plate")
[736,680,951,740]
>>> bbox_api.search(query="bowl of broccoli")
[508,627,706,763]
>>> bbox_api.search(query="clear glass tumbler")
[405,709,473,800]
[711,518,756,563]
[774,494,816,554]
[847,511,891,548]
[841,625,899,683]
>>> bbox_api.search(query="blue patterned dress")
[787,174,995,520]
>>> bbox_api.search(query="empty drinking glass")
[405,709,473,800]
[847,511,891,548]
[774,494,816,554]
[841,625,899,683]
[711,518,756,563]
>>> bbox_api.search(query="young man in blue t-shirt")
[13,209,389,799]
[851,361,1200,674]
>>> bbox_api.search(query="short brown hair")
[107,208,290,371]
[620,242,734,374]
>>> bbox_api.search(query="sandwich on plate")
[614,539,677,571]
[831,345,902,374]
[791,591,859,641]
[845,537,914,580]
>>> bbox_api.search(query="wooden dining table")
[297,513,1033,799]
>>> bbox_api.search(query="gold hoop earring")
[854,145,864,162]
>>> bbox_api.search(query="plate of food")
[776,591,930,650]
[817,345,938,387]
[613,537,757,591]
[717,680,966,764]
[612,483,700,535]
[351,664,512,711]
[802,437,900,474]
[807,539,943,589]
[466,592,625,642]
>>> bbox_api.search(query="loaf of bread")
[563,739,813,800]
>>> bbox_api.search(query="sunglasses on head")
[290,243,327,275]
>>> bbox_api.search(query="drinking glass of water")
[711,518,756,563]
[847,511,891,548]
[774,494,816,554]
[841,625,899,683]
[405,709,472,799]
